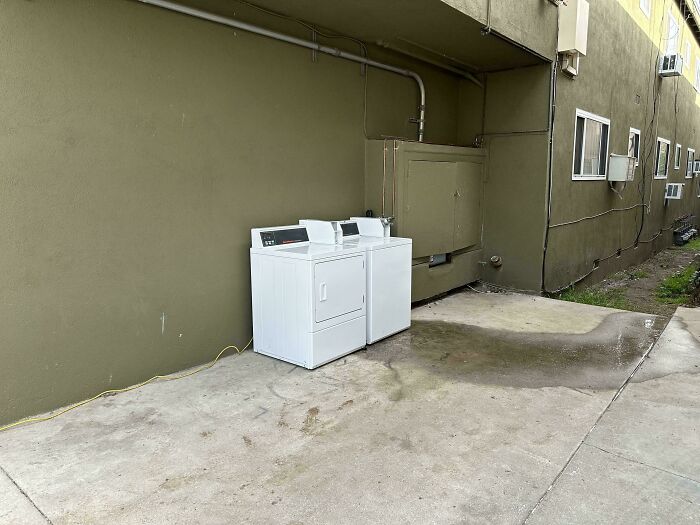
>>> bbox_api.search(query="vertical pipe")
[382,139,387,216]
[392,140,399,216]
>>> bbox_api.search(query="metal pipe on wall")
[137,0,426,142]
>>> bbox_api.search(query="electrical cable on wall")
[543,0,693,292]
[0,337,253,433]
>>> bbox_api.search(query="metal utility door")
[404,161,456,258]
[453,161,482,250]
[313,256,365,323]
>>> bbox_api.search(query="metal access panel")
[453,161,482,251]
[404,160,457,259]
[364,139,485,302]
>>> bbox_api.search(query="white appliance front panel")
[367,243,412,343]
[314,255,365,324]
[254,255,308,365]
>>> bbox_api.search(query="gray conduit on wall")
[137,0,426,142]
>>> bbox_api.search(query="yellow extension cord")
[0,337,253,433]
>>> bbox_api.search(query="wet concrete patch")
[361,312,665,390]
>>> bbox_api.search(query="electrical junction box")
[364,140,485,302]
[558,0,589,55]
[659,54,683,77]
[665,183,684,200]
[608,154,635,182]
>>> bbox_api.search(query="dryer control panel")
[252,226,309,248]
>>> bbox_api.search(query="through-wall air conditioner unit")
[608,154,636,182]
[659,54,683,77]
[694,160,700,174]
[665,183,684,200]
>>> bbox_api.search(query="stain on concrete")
[301,407,320,434]
[243,435,253,447]
[362,313,665,390]
[390,435,415,451]
[338,399,353,410]
[200,431,211,438]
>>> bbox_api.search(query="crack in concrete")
[0,464,53,524]
[520,317,668,524]
[581,442,700,485]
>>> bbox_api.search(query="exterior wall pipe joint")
[137,0,426,141]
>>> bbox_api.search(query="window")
[687,148,696,179]
[640,0,651,18]
[675,143,682,169]
[628,128,641,167]
[655,138,671,179]
[667,11,679,55]
[573,109,610,180]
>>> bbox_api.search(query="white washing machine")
[304,218,412,344]
[250,222,367,369]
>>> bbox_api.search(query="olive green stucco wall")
[0,1,482,424]
[441,0,558,61]
[545,0,700,292]
[480,64,553,291]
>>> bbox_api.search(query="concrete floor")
[0,292,698,524]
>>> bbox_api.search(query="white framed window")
[640,0,652,18]
[572,109,610,180]
[675,143,682,169]
[628,128,641,167]
[655,137,671,179]
[687,148,696,179]
[667,11,680,55]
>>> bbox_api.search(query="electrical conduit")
[137,0,426,141]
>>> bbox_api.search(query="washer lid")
[342,236,412,250]
[251,242,366,260]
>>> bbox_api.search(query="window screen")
[655,139,670,179]
[572,110,610,179]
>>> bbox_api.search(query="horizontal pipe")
[137,0,426,141]
[377,40,483,88]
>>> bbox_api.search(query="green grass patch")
[681,237,700,252]
[627,269,649,280]
[655,266,696,304]
[557,287,629,310]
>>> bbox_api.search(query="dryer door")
[314,255,365,324]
